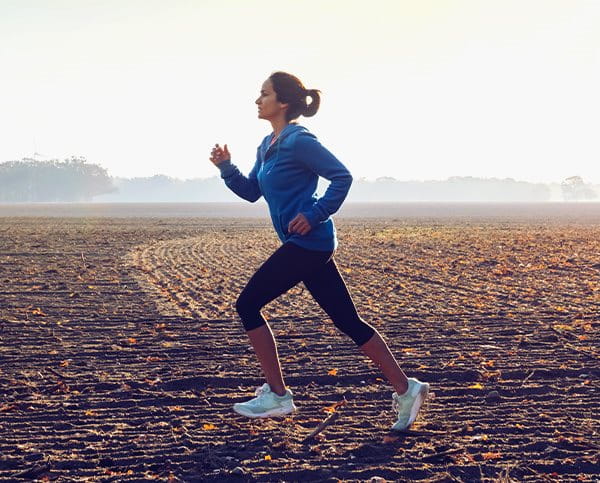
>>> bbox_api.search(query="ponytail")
[303,89,321,118]
[269,71,321,121]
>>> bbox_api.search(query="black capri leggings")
[235,241,375,346]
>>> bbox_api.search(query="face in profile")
[256,79,287,121]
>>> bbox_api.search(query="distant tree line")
[0,158,114,202]
[348,176,554,202]
[96,174,598,203]
[1,159,597,202]
[561,176,598,201]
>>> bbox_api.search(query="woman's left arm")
[294,132,353,228]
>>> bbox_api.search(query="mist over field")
[2,202,600,224]
[1,158,598,204]
[96,174,597,203]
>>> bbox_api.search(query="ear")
[278,101,289,111]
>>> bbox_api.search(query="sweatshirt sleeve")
[294,132,353,228]
[217,151,262,203]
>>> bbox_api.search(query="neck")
[270,119,289,137]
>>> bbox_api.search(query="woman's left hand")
[288,213,312,236]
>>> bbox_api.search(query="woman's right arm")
[210,144,262,202]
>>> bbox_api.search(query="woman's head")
[256,72,321,122]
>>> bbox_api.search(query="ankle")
[269,385,287,397]
[395,381,409,396]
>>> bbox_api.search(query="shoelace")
[392,392,408,412]
[255,384,270,397]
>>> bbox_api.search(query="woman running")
[209,71,428,431]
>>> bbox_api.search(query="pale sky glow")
[1,0,599,183]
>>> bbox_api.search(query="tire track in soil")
[1,218,598,481]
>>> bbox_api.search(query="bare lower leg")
[246,324,287,396]
[360,330,409,395]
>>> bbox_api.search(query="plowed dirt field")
[1,216,598,482]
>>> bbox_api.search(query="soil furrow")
[1,217,598,481]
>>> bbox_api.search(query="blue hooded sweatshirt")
[217,124,352,251]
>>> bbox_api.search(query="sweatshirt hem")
[285,238,337,253]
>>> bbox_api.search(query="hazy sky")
[1,0,599,183]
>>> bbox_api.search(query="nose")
[255,97,260,105]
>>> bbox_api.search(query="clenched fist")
[288,213,312,236]
[210,144,230,167]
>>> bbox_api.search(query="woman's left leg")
[302,257,409,395]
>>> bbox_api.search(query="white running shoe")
[391,378,430,430]
[233,383,297,418]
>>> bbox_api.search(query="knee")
[234,293,245,316]
[235,292,264,331]
[333,316,375,346]
[235,291,254,319]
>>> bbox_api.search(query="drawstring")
[265,128,284,175]
[264,124,297,174]
[266,138,281,175]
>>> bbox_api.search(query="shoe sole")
[233,404,296,419]
[406,383,429,427]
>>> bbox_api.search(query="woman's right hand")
[210,143,231,167]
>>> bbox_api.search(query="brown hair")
[269,71,321,122]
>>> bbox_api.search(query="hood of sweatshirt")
[257,123,306,165]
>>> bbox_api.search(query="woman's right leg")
[235,243,332,395]
[303,257,429,430]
